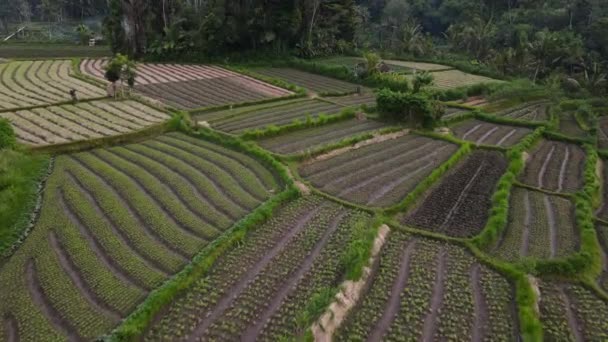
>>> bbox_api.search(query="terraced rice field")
[451,119,532,147]
[252,68,365,95]
[0,132,280,340]
[598,117,608,149]
[0,100,170,146]
[0,60,106,110]
[257,118,389,155]
[538,281,608,341]
[443,106,471,120]
[325,92,376,107]
[559,111,588,138]
[519,140,585,193]
[403,151,508,237]
[491,187,577,261]
[415,69,501,89]
[144,195,371,341]
[494,101,550,121]
[298,135,458,207]
[597,224,608,292]
[335,232,519,341]
[201,99,345,134]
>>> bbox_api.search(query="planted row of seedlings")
[324,92,377,107]
[411,69,501,89]
[134,76,292,110]
[0,60,106,110]
[252,67,366,95]
[257,118,389,156]
[207,98,344,134]
[538,280,608,341]
[335,231,519,341]
[494,101,550,121]
[0,100,169,146]
[490,187,578,262]
[451,119,532,147]
[0,132,280,340]
[298,134,458,207]
[519,139,585,193]
[144,195,372,341]
[597,223,608,293]
[558,111,588,139]
[402,150,508,238]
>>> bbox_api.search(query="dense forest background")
[1,0,607,87]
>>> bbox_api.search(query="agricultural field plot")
[335,232,519,341]
[597,160,608,221]
[315,56,411,72]
[519,140,585,193]
[443,106,471,120]
[383,59,453,71]
[494,101,550,121]
[597,224,608,292]
[252,67,366,95]
[0,99,170,146]
[203,99,345,134]
[411,69,501,89]
[298,134,458,207]
[491,187,578,262]
[0,132,280,340]
[144,195,371,341]
[325,92,377,107]
[597,117,608,149]
[402,151,508,238]
[451,119,532,147]
[0,60,106,110]
[558,111,588,138]
[538,281,608,341]
[257,118,390,155]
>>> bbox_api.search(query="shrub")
[376,88,442,128]
[0,118,16,149]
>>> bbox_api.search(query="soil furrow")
[438,161,485,231]
[537,146,555,188]
[420,249,447,342]
[3,314,18,342]
[544,195,558,258]
[66,171,172,276]
[60,190,149,291]
[475,126,499,144]
[557,146,570,192]
[520,190,531,257]
[186,206,323,341]
[367,240,417,342]
[90,151,209,242]
[471,264,488,342]
[67,156,189,262]
[26,259,82,342]
[561,287,584,342]
[48,231,122,322]
[366,161,434,205]
[241,210,349,342]
[496,129,517,146]
[461,124,481,140]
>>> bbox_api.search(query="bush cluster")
[0,118,16,150]
[376,88,442,129]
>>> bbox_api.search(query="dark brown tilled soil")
[420,248,447,342]
[561,286,585,342]
[403,151,508,237]
[3,314,19,342]
[470,264,488,342]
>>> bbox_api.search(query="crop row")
[538,281,608,341]
[494,101,550,121]
[519,140,585,193]
[403,150,508,238]
[252,67,365,95]
[451,119,532,147]
[0,133,279,340]
[335,231,518,341]
[491,187,577,262]
[597,223,608,292]
[0,60,105,110]
[558,111,588,139]
[134,76,291,110]
[144,195,371,341]
[209,98,344,134]
[325,92,377,107]
[411,69,502,89]
[299,134,458,207]
[258,118,388,155]
[0,100,169,146]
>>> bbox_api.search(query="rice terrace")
[1,1,608,341]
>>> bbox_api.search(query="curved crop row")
[451,119,533,147]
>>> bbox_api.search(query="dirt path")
[367,240,417,342]
[461,124,482,140]
[60,191,148,292]
[470,264,488,342]
[240,211,348,341]
[476,127,499,144]
[48,231,122,322]
[537,145,555,188]
[496,129,517,147]
[186,206,323,341]
[543,195,558,258]
[438,162,485,232]
[420,249,447,342]
[557,146,570,192]
[520,190,531,257]
[67,158,189,262]
[26,259,81,342]
[3,314,18,342]
[560,286,584,342]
